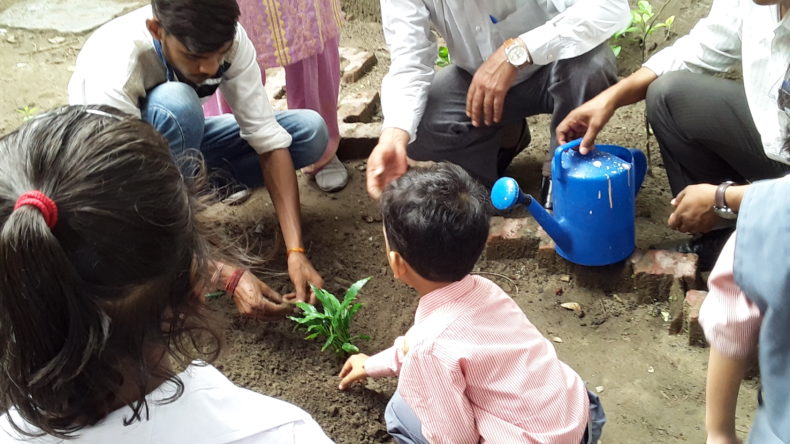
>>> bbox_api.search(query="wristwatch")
[713,181,738,220]
[504,38,531,68]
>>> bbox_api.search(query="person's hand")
[556,96,616,155]
[668,184,719,234]
[231,270,293,320]
[366,128,410,199]
[286,251,322,305]
[466,44,518,127]
[706,433,741,444]
[338,353,370,390]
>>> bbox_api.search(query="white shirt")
[380,0,630,141]
[68,6,292,155]
[643,0,790,165]
[0,363,332,444]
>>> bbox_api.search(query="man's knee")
[645,71,696,120]
[288,109,328,166]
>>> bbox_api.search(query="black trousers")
[646,71,789,196]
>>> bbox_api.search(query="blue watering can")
[491,139,647,266]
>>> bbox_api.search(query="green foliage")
[611,0,675,62]
[288,277,371,356]
[435,45,451,68]
[15,105,38,121]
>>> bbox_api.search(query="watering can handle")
[553,138,584,182]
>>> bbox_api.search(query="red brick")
[684,290,708,347]
[337,122,381,160]
[338,91,380,123]
[340,47,378,83]
[483,217,540,260]
[630,249,698,304]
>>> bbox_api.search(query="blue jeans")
[141,82,327,189]
[384,390,606,444]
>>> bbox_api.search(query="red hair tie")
[14,190,58,228]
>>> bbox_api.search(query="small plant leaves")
[289,278,372,356]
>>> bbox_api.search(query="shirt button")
[475,25,481,32]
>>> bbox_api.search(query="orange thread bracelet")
[287,247,306,256]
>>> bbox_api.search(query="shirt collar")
[414,274,477,323]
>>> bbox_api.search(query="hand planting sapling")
[288,277,371,356]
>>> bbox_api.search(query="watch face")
[507,44,528,66]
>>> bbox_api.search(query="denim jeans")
[384,390,606,444]
[141,82,327,190]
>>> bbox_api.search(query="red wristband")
[224,268,245,296]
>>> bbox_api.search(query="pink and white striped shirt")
[364,275,589,444]
[699,233,763,359]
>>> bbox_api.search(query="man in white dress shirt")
[365,0,631,202]
[557,0,790,270]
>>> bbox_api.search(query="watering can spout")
[491,177,571,252]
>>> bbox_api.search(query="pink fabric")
[364,275,589,444]
[203,0,343,168]
[699,233,763,359]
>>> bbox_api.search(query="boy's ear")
[146,18,165,40]
[387,251,407,280]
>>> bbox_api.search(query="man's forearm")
[260,149,304,250]
[603,67,658,110]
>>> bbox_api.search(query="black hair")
[152,0,240,53]
[380,162,490,282]
[0,105,224,438]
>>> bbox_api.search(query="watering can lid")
[556,139,632,178]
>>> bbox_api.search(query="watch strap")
[715,181,735,209]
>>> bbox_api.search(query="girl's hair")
[0,105,222,437]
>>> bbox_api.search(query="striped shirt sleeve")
[699,233,762,359]
[364,336,407,378]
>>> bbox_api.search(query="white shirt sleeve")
[519,0,631,66]
[220,25,293,154]
[227,418,334,444]
[380,0,438,142]
[643,0,742,76]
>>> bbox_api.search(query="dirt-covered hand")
[556,96,615,154]
[338,353,370,390]
[231,271,293,320]
[287,252,322,305]
[668,184,719,234]
[466,45,517,127]
[367,128,409,199]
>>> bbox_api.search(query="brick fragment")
[684,290,708,347]
[340,47,378,83]
[338,91,380,123]
[338,122,382,160]
[630,249,698,304]
[483,217,540,260]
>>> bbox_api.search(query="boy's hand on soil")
[466,45,517,127]
[367,129,409,199]
[232,271,293,320]
[338,353,370,390]
[668,184,718,234]
[556,97,615,154]
[287,252,322,305]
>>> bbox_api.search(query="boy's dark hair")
[381,162,490,282]
[152,0,239,53]
[0,105,226,438]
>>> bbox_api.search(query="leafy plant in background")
[15,105,38,121]
[435,45,451,67]
[614,0,675,63]
[610,0,675,172]
[289,277,371,356]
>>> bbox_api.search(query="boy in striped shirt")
[338,162,605,444]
